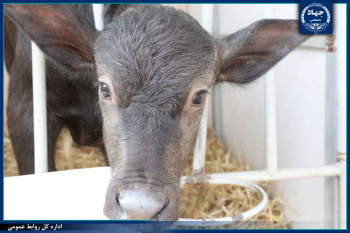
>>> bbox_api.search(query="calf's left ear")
[216,19,311,84]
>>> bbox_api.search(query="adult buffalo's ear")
[216,19,311,84]
[4,4,96,72]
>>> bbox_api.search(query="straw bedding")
[4,122,291,229]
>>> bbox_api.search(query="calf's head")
[5,4,309,221]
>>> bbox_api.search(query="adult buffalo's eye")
[191,90,208,107]
[100,82,111,100]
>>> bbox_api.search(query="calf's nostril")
[118,191,165,220]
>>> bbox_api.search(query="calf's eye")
[100,82,111,100]
[191,90,207,107]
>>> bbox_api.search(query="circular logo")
[301,3,330,34]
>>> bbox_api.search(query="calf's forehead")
[95,5,217,90]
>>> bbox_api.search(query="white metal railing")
[32,42,47,173]
[92,4,104,31]
[28,4,346,228]
[192,4,213,175]
[263,5,278,173]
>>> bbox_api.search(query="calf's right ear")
[4,4,97,71]
[216,19,311,84]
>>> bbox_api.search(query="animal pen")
[4,4,346,229]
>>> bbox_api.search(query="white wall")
[185,4,342,229]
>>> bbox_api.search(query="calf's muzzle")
[119,190,166,220]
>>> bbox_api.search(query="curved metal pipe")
[175,179,267,226]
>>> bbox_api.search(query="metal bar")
[263,5,278,173]
[192,4,214,175]
[32,42,48,174]
[192,103,209,174]
[181,163,343,184]
[264,69,278,172]
[208,179,267,221]
[334,4,347,229]
[200,4,214,34]
[210,5,224,142]
[92,4,104,31]
[211,85,224,142]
